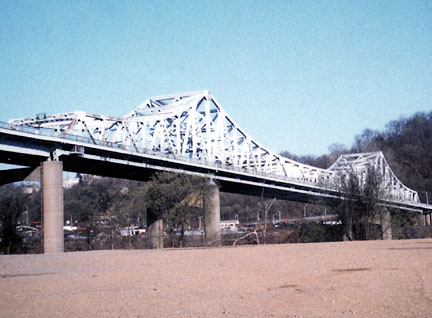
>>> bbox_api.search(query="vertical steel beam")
[42,161,64,253]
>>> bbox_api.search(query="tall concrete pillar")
[381,209,392,240]
[147,219,164,249]
[146,208,163,249]
[425,214,431,226]
[42,161,64,253]
[415,213,425,226]
[204,179,221,246]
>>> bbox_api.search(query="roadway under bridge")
[1,91,431,252]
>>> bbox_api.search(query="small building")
[220,219,240,231]
[120,226,146,236]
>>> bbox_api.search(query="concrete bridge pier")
[147,218,164,249]
[426,213,431,226]
[41,160,64,253]
[381,209,392,240]
[204,179,221,246]
[415,213,425,226]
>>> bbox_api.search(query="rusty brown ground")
[1,239,431,317]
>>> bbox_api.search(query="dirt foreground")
[1,239,431,318]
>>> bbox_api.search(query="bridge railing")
[0,121,95,144]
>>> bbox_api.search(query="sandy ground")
[1,239,431,318]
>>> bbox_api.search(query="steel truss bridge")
[1,90,431,214]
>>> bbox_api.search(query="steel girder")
[8,90,419,204]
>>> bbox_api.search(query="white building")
[120,226,146,236]
[220,220,240,231]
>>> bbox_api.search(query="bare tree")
[258,188,276,243]
[337,166,384,241]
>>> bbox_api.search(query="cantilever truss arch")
[9,90,419,204]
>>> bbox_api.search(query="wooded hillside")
[282,111,432,204]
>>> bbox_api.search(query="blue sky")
[1,0,431,156]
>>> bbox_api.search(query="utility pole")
[24,208,29,226]
[422,191,429,226]
[198,216,202,230]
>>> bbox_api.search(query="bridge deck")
[1,123,431,214]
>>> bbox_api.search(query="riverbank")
[1,239,431,317]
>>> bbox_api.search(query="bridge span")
[1,91,431,252]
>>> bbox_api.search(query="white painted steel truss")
[8,90,419,203]
[329,152,418,202]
